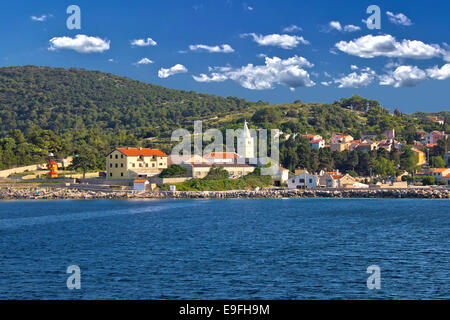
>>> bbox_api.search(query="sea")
[0,198,448,299]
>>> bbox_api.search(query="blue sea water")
[0,198,448,300]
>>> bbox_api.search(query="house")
[183,163,255,179]
[423,131,447,145]
[309,139,325,149]
[133,179,149,191]
[300,134,322,141]
[331,142,350,152]
[426,168,450,180]
[427,116,444,125]
[288,171,318,189]
[168,154,206,166]
[106,147,168,179]
[377,140,392,152]
[331,134,354,144]
[203,152,240,163]
[356,142,378,152]
[267,165,289,186]
[411,147,427,166]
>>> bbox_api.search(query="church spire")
[242,120,251,139]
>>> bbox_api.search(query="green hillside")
[0,66,448,173]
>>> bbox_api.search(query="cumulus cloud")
[131,38,157,47]
[241,33,309,49]
[328,21,361,33]
[283,25,302,33]
[188,44,234,53]
[426,64,450,80]
[379,65,427,87]
[386,11,413,26]
[31,14,52,22]
[333,67,376,88]
[158,64,188,78]
[335,34,444,59]
[192,55,315,90]
[48,34,110,53]
[135,58,154,65]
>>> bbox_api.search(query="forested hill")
[0,65,447,171]
[0,66,258,135]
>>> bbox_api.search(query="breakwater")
[0,187,449,200]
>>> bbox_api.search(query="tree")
[400,148,419,173]
[205,165,229,180]
[70,150,97,179]
[160,165,188,177]
[371,158,396,177]
[432,156,446,168]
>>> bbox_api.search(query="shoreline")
[0,187,449,200]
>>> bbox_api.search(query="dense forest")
[0,66,448,173]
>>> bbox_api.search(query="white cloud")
[192,73,228,82]
[31,14,52,22]
[283,25,302,33]
[108,58,115,62]
[192,55,315,90]
[379,65,427,87]
[131,38,157,47]
[241,33,309,49]
[48,34,110,53]
[335,34,444,59]
[386,11,413,26]
[188,44,234,53]
[328,21,360,33]
[158,64,188,78]
[135,58,154,65]
[333,67,376,88]
[350,65,359,70]
[427,64,450,80]
[243,3,253,11]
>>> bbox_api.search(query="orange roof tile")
[133,179,148,183]
[117,148,167,157]
[331,174,344,179]
[431,168,449,173]
[204,152,239,159]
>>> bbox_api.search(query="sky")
[1,0,450,113]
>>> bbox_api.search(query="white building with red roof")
[106,147,168,179]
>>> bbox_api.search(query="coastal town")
[0,118,448,200]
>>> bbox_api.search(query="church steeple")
[238,120,255,159]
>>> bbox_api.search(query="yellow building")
[411,147,426,166]
[106,147,168,179]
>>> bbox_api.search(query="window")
[121,163,123,168]
[121,155,124,158]
[145,163,148,167]
[121,172,124,177]
[115,163,118,168]
[299,179,305,183]
[152,163,155,167]
[109,173,112,177]
[132,163,135,168]
[139,163,143,167]
[110,163,112,168]
[110,155,112,159]
[309,179,312,183]
[115,154,118,159]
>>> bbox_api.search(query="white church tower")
[238,120,255,159]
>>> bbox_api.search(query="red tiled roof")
[445,173,450,178]
[309,139,323,144]
[430,168,449,173]
[204,152,238,159]
[133,179,148,183]
[48,161,57,165]
[331,174,344,179]
[117,148,167,157]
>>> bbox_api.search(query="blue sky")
[1,0,449,113]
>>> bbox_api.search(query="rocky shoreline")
[0,187,449,200]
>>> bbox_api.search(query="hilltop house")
[106,147,168,179]
[427,116,444,125]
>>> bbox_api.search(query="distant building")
[300,134,322,141]
[133,179,149,191]
[423,131,447,145]
[426,168,450,180]
[411,147,427,166]
[203,152,240,164]
[309,139,325,149]
[427,116,444,125]
[331,134,354,144]
[357,142,378,153]
[106,147,168,179]
[331,142,350,152]
[183,163,255,179]
[383,129,395,140]
[288,171,318,189]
